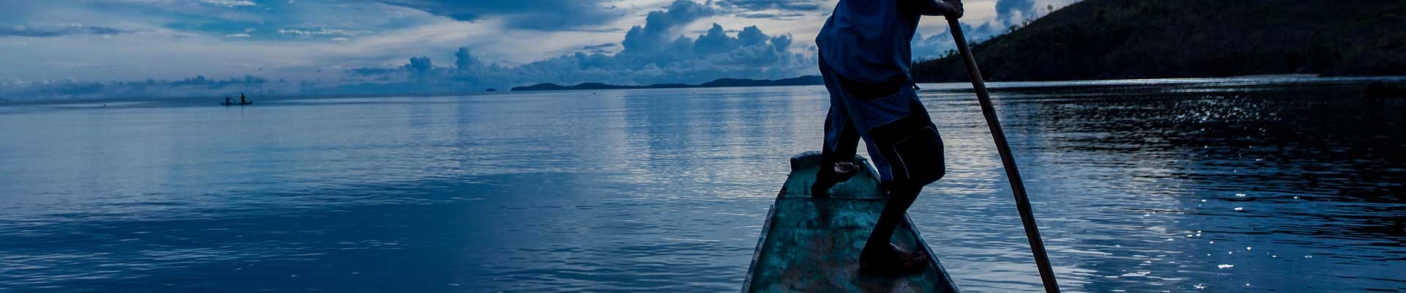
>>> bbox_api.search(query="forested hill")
[910,0,1406,82]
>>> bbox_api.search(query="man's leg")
[851,96,946,272]
[814,110,860,197]
[813,55,861,197]
[860,183,926,268]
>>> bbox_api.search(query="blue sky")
[0,0,1077,99]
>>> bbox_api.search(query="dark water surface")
[2,78,1403,292]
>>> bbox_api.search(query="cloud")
[0,75,270,100]
[715,0,823,11]
[453,47,484,70]
[0,0,1077,99]
[0,25,132,38]
[580,43,616,50]
[404,56,432,76]
[621,0,716,53]
[692,24,736,54]
[995,0,1038,25]
[734,12,806,19]
[910,21,1005,60]
[346,67,400,76]
[170,75,267,87]
[316,0,812,93]
[276,28,374,36]
[372,0,621,30]
[910,0,1063,60]
[512,1,809,85]
[200,0,257,7]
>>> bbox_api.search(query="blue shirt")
[816,0,921,85]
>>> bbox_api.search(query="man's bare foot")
[859,243,928,274]
[833,162,860,176]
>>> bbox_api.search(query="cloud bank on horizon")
[0,0,1078,99]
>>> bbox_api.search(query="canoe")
[220,101,254,106]
[743,152,960,293]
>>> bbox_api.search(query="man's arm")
[908,0,964,18]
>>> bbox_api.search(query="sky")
[0,0,1078,99]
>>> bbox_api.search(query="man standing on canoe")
[811,0,963,273]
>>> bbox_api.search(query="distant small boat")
[743,152,960,292]
[220,101,254,106]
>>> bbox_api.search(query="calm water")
[1,79,1403,292]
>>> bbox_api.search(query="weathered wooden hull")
[743,152,959,293]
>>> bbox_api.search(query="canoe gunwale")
[905,213,961,292]
[740,203,775,293]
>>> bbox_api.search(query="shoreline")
[4,75,1405,105]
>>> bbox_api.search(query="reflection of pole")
[945,16,1061,293]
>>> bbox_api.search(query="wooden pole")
[945,16,1061,293]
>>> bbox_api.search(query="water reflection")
[913,80,1406,292]
[0,79,1402,292]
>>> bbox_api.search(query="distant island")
[511,75,823,92]
[911,0,1406,82]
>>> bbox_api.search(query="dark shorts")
[819,57,945,187]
